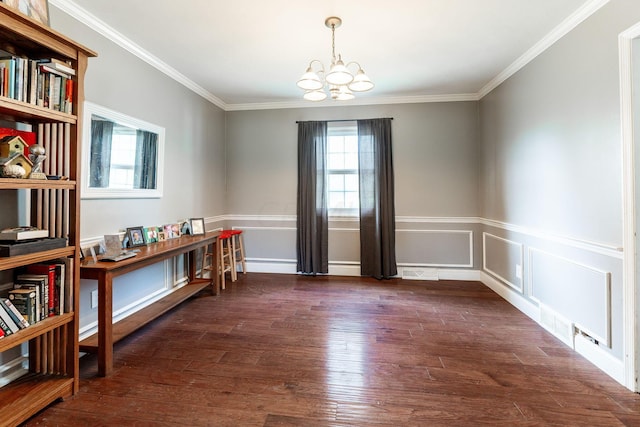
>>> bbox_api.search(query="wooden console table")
[79,231,219,376]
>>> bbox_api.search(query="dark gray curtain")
[357,118,397,279]
[89,119,113,187]
[296,121,328,274]
[134,130,158,189]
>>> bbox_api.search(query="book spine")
[1,298,29,328]
[8,291,37,324]
[0,303,19,333]
[0,316,12,336]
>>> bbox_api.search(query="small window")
[327,122,358,217]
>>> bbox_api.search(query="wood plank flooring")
[23,273,640,426]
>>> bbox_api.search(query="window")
[327,121,358,216]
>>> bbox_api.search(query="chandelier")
[297,17,374,101]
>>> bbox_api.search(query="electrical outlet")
[91,290,98,308]
[515,264,522,280]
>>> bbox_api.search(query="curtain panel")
[296,121,329,274]
[357,118,397,279]
[89,119,114,187]
[134,130,158,189]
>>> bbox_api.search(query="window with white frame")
[327,121,358,216]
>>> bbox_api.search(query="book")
[26,263,56,317]
[0,298,29,328]
[0,226,49,241]
[0,315,13,336]
[15,274,47,321]
[37,60,75,76]
[8,288,37,324]
[0,302,19,333]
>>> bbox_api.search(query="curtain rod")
[296,118,393,124]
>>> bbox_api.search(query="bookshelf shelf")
[0,374,74,426]
[0,2,95,425]
[0,312,73,353]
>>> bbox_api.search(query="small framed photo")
[190,218,205,235]
[144,226,158,243]
[171,223,181,238]
[126,226,146,247]
[157,231,166,242]
[4,0,50,25]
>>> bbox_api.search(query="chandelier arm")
[345,61,364,72]
[308,59,326,74]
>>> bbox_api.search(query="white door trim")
[620,21,640,391]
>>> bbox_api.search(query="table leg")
[97,271,113,377]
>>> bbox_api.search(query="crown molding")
[52,0,608,111]
[225,93,480,111]
[49,0,227,110]
[477,0,610,99]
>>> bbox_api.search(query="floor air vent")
[401,267,439,281]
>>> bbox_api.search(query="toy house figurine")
[0,152,33,178]
[0,135,28,158]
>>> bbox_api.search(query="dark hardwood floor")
[23,273,640,426]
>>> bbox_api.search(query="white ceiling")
[50,0,600,110]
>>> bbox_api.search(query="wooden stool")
[202,231,234,290]
[229,229,247,276]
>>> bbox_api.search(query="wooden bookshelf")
[0,3,96,426]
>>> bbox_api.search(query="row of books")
[0,258,72,338]
[0,53,75,113]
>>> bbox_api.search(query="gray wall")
[478,0,640,364]
[225,103,481,274]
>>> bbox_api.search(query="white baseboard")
[575,333,625,385]
[480,271,539,321]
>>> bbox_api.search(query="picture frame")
[170,223,181,238]
[126,226,146,247]
[163,224,174,239]
[190,218,205,235]
[144,226,158,244]
[157,231,166,242]
[4,0,50,25]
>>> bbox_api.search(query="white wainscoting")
[483,232,524,293]
[396,229,473,268]
[529,247,611,347]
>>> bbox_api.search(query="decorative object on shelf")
[0,128,36,157]
[126,226,146,247]
[157,231,166,242]
[190,218,205,235]
[28,143,47,179]
[0,135,28,158]
[0,136,33,177]
[297,16,374,101]
[0,226,48,241]
[144,226,158,243]
[1,163,26,178]
[163,223,181,239]
[180,220,192,235]
[4,0,50,25]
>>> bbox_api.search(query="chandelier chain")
[331,23,336,62]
